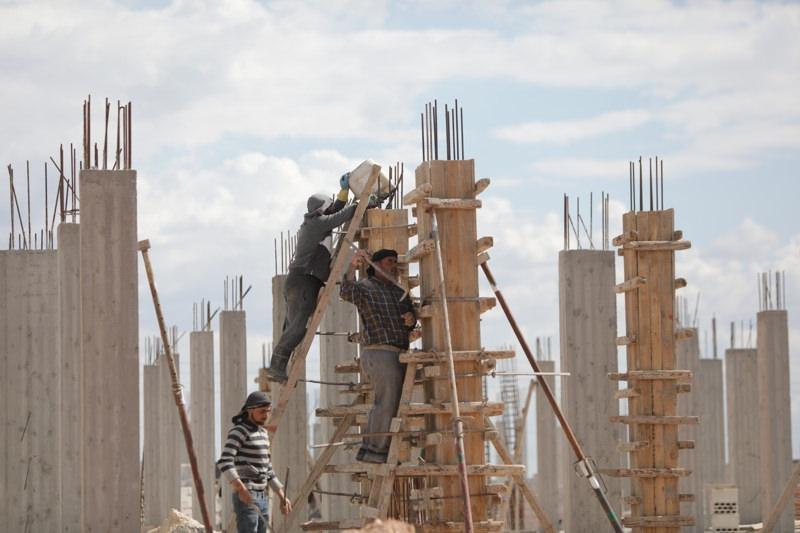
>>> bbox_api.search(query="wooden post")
[414,159,486,523]
[613,210,693,532]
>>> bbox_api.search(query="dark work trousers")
[271,272,323,365]
[360,348,406,454]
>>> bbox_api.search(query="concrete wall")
[757,310,793,531]
[725,348,760,524]
[143,363,163,526]
[58,223,82,531]
[80,169,140,531]
[319,293,360,522]
[557,250,621,532]
[535,359,559,528]
[1,250,61,531]
[219,309,247,530]
[271,274,309,531]
[190,330,216,524]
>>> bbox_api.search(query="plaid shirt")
[340,275,416,349]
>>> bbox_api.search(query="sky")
[1,0,799,472]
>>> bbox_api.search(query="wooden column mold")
[611,209,694,532]
[415,159,486,523]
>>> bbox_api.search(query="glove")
[339,172,350,190]
[366,194,381,209]
[336,188,349,202]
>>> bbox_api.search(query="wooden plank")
[610,415,698,425]
[399,349,513,363]
[614,275,647,293]
[403,182,433,205]
[473,178,490,196]
[268,165,379,433]
[621,240,691,251]
[419,197,482,210]
[600,468,691,478]
[621,516,694,528]
[476,236,493,254]
[608,370,692,381]
[397,401,504,416]
[323,463,525,476]
[400,238,435,263]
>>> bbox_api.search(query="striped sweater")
[217,419,283,491]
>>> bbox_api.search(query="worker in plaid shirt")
[340,248,416,463]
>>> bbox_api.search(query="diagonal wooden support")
[281,408,358,533]
[268,165,380,434]
[369,362,418,518]
[484,419,556,533]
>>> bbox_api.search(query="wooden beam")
[399,349,514,363]
[612,230,638,246]
[479,296,496,314]
[610,415,699,425]
[600,468,691,478]
[622,516,694,528]
[760,460,800,532]
[420,197,482,210]
[403,182,433,205]
[608,370,692,381]
[614,276,647,293]
[400,239,435,263]
[616,335,636,346]
[476,236,493,254]
[473,178,490,196]
[621,240,691,252]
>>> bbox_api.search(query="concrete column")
[319,292,360,522]
[1,250,60,531]
[58,223,81,532]
[698,359,725,508]
[219,309,247,530]
[535,359,559,528]
[557,250,621,532]
[190,330,216,524]
[757,310,793,532]
[143,362,163,526]
[271,274,309,530]
[80,169,139,531]
[159,352,182,516]
[676,330,701,530]
[724,348,760,524]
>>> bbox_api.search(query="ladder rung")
[323,463,525,477]
[334,361,361,374]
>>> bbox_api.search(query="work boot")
[267,354,289,384]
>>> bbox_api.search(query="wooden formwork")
[609,209,695,532]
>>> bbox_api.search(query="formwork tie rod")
[138,239,213,533]
[480,260,624,533]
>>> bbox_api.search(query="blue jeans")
[232,489,269,533]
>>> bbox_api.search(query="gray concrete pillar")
[57,222,81,532]
[698,359,725,504]
[159,352,182,515]
[143,362,163,526]
[724,348,760,524]
[80,169,140,531]
[757,310,793,531]
[319,292,360,522]
[271,274,309,530]
[557,250,621,531]
[219,309,247,530]
[1,250,60,531]
[677,329,702,530]
[190,330,216,524]
[535,359,559,529]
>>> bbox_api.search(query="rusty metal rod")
[480,260,623,532]
[138,239,213,533]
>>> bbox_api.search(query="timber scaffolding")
[606,157,697,531]
[266,100,559,533]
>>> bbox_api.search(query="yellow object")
[337,188,349,202]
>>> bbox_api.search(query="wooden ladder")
[267,165,381,434]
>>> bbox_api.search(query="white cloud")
[494,109,651,144]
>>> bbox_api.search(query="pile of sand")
[146,509,206,533]
[343,519,415,533]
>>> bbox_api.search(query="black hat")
[242,391,272,410]
[367,249,398,276]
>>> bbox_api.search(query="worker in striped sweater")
[217,391,291,533]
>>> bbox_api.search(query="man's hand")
[350,250,368,270]
[402,312,416,327]
[232,479,253,505]
[280,493,293,515]
[409,328,422,343]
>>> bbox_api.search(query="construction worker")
[217,391,291,533]
[268,173,376,383]
[340,249,417,463]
